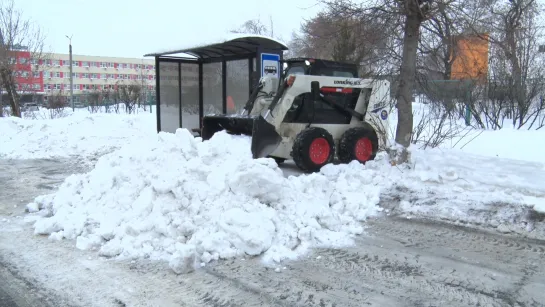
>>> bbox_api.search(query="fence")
[70,91,156,111]
[416,79,474,125]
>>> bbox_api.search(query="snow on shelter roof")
[143,33,289,59]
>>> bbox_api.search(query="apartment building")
[9,47,160,104]
[41,53,157,95]
[10,46,235,107]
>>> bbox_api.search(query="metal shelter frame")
[144,35,288,133]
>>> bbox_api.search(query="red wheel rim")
[355,137,373,162]
[309,137,330,165]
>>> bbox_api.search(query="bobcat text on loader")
[201,58,391,173]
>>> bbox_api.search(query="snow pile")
[366,146,545,235]
[387,102,545,165]
[455,128,545,164]
[0,112,156,160]
[26,129,384,272]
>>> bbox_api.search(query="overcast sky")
[18,0,324,59]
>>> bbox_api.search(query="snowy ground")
[1,159,544,306]
[0,106,155,164]
[1,104,545,305]
[399,102,545,165]
[1,103,545,272]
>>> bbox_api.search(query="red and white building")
[8,46,158,104]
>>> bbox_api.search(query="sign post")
[260,53,280,79]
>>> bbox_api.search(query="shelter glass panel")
[159,61,180,133]
[203,62,223,115]
[226,59,249,115]
[180,62,200,133]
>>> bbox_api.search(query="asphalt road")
[0,288,16,307]
[1,158,545,307]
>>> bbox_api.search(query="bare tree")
[230,17,290,55]
[114,80,142,114]
[44,90,68,119]
[231,18,270,36]
[87,89,109,113]
[0,0,47,117]
[289,8,390,76]
[320,0,457,164]
[463,0,545,130]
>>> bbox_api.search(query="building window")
[91,73,97,79]
[54,72,60,78]
[82,73,89,78]
[33,84,40,90]
[82,61,89,67]
[19,57,28,64]
[108,62,113,68]
[122,63,128,69]
[101,73,107,79]
[53,60,60,66]
[54,84,61,90]
[33,71,40,78]
[100,62,106,68]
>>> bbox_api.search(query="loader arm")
[242,81,265,115]
[265,76,288,114]
[318,93,365,121]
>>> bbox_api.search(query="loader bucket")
[250,115,282,159]
[201,115,255,141]
[200,114,282,159]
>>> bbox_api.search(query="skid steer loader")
[201,58,391,173]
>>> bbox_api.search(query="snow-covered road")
[1,158,544,307]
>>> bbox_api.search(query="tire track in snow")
[1,159,545,307]
[364,217,545,306]
[0,226,283,307]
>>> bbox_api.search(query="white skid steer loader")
[201,58,391,173]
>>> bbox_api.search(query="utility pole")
[66,35,74,111]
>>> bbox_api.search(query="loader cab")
[281,59,368,125]
[282,58,359,79]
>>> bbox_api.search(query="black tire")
[338,126,379,164]
[269,156,286,165]
[292,127,335,173]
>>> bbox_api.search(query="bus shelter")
[144,34,288,134]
